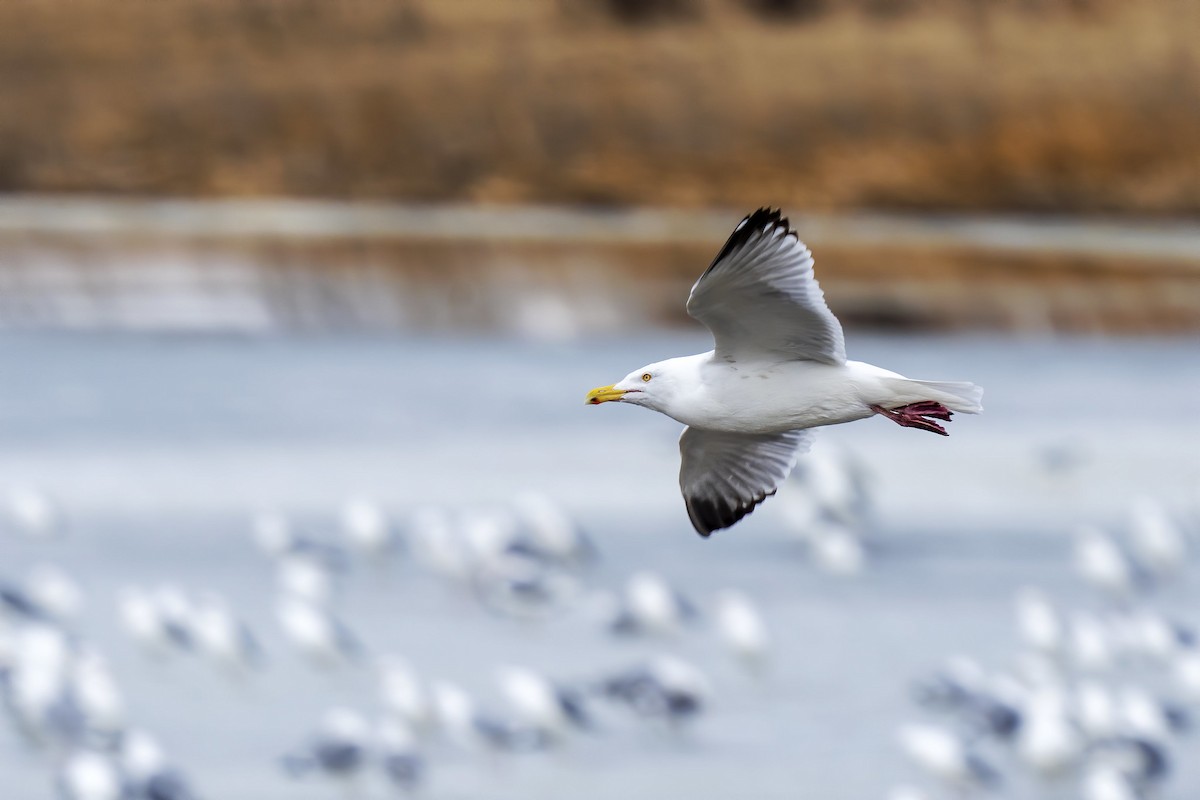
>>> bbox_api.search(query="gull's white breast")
[667,356,904,435]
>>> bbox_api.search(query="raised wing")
[687,209,845,365]
[679,427,814,537]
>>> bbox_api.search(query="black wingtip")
[710,208,795,268]
[685,489,777,538]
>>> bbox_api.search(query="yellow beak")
[585,384,627,405]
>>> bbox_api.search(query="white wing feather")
[687,209,845,365]
[679,427,814,537]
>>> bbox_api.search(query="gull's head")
[586,360,679,412]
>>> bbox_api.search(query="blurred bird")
[608,572,699,637]
[1076,681,1120,740]
[190,592,262,675]
[779,444,874,532]
[377,718,424,795]
[1126,497,1187,580]
[339,496,396,560]
[376,656,435,737]
[431,680,547,754]
[1073,526,1137,599]
[911,663,1022,744]
[120,729,199,800]
[1014,587,1063,656]
[5,484,64,539]
[117,586,176,658]
[283,707,371,788]
[406,506,473,584]
[252,511,348,572]
[0,579,53,623]
[0,566,82,628]
[1016,687,1082,778]
[599,656,710,728]
[470,552,579,620]
[896,722,1000,792]
[5,623,74,744]
[1116,686,1174,742]
[510,491,597,567]
[712,590,770,671]
[1081,764,1140,800]
[150,585,195,651]
[496,665,591,741]
[56,750,124,800]
[69,647,125,745]
[1173,650,1200,702]
[25,564,84,624]
[275,554,338,607]
[275,596,363,667]
[808,521,866,576]
[1069,612,1114,673]
[1085,736,1170,798]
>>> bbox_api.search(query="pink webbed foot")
[871,401,954,436]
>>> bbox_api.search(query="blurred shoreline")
[0,196,1196,335]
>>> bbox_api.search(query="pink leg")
[871,401,954,436]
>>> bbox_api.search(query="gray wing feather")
[687,209,846,365]
[679,427,814,537]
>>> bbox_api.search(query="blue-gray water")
[0,331,1197,799]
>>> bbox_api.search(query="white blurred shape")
[1073,525,1134,598]
[625,572,689,635]
[377,656,434,735]
[511,491,591,563]
[251,510,293,558]
[6,484,63,538]
[713,590,770,669]
[1173,650,1200,701]
[431,681,478,750]
[192,592,260,673]
[117,586,170,656]
[1081,765,1139,800]
[275,596,359,666]
[810,523,865,575]
[71,648,124,737]
[1127,497,1186,578]
[897,723,983,787]
[25,563,83,622]
[1069,612,1112,672]
[886,787,930,800]
[1017,688,1081,776]
[119,729,165,782]
[340,496,393,557]
[1117,686,1170,740]
[408,507,472,582]
[1015,587,1062,655]
[59,751,123,800]
[496,665,573,740]
[1076,680,1119,739]
[276,555,335,606]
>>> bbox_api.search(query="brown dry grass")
[0,0,1196,214]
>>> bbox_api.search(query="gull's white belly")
[669,359,900,435]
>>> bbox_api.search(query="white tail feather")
[901,380,984,414]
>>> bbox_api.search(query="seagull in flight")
[586,208,982,537]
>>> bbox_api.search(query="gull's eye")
[642,373,652,383]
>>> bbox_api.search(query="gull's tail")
[899,379,984,414]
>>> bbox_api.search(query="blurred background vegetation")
[0,0,1196,335]
[1,0,1196,214]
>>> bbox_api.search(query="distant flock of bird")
[0,471,812,799]
[892,497,1197,800]
[1,457,1193,800]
